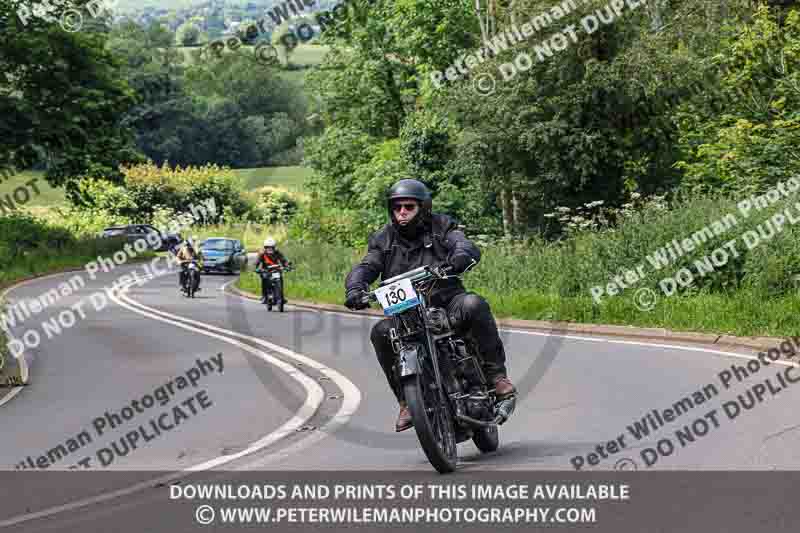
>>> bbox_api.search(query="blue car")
[199,238,247,275]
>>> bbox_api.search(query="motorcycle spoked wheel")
[189,271,199,298]
[402,359,458,474]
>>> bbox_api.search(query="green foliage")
[73,162,244,224]
[247,186,300,224]
[0,212,150,290]
[304,126,377,207]
[351,138,410,211]
[0,0,143,194]
[286,179,800,305]
[238,203,800,337]
[0,213,73,263]
[108,19,310,170]
[676,5,800,194]
[288,195,380,248]
[176,20,203,46]
[271,22,299,66]
[38,205,133,237]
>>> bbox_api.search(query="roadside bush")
[675,7,800,195]
[288,197,380,248]
[284,187,800,304]
[0,214,74,262]
[73,178,139,218]
[247,186,299,224]
[0,213,134,287]
[72,161,247,225]
[33,205,132,238]
[121,162,243,221]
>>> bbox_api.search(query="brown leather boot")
[395,404,413,432]
[493,376,517,399]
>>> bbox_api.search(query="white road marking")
[4,270,796,526]
[117,278,361,434]
[0,274,54,406]
[0,276,360,528]
[226,279,795,369]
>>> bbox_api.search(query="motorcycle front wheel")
[276,280,284,312]
[402,362,458,474]
[189,272,198,298]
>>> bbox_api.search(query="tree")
[176,20,202,46]
[0,0,142,199]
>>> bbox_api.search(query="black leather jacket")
[345,213,481,307]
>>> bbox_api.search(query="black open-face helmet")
[386,179,433,238]
[386,179,432,216]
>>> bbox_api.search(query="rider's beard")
[392,211,426,239]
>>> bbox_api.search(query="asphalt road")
[3,257,800,531]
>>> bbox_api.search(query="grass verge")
[234,240,800,339]
[192,222,290,251]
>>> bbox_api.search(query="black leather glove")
[448,254,473,274]
[344,288,369,310]
[429,261,452,276]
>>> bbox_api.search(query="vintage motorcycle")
[361,264,516,473]
[181,260,201,298]
[256,264,292,312]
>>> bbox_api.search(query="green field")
[0,170,66,207]
[234,166,313,191]
[0,166,309,208]
[176,43,329,69]
[289,43,330,66]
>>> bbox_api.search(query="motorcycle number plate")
[375,278,420,316]
[271,272,281,279]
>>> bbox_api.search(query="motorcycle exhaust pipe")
[456,414,498,428]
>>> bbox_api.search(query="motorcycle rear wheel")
[402,365,458,474]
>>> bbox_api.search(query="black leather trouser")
[370,292,507,404]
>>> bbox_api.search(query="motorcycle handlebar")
[360,292,377,305]
[257,265,292,273]
[357,263,461,306]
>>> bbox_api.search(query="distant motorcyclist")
[255,237,292,303]
[344,179,516,432]
[176,236,203,292]
[166,233,182,255]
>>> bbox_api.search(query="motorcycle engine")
[466,393,491,421]
[426,307,452,334]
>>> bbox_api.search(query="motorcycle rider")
[176,236,202,292]
[255,237,292,304]
[166,232,183,255]
[344,179,516,432]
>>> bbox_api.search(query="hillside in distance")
[112,0,338,15]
